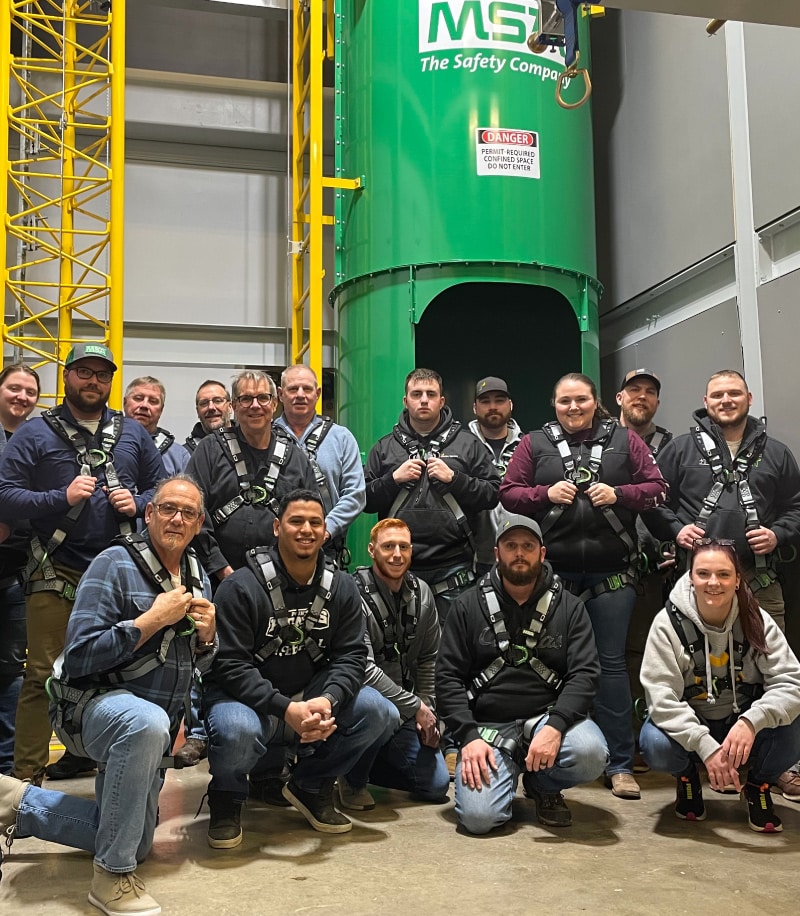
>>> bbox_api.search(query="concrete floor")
[1,763,799,916]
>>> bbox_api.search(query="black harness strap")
[647,426,672,457]
[302,417,334,513]
[467,574,561,701]
[249,549,335,667]
[355,566,419,685]
[153,428,176,456]
[212,428,289,526]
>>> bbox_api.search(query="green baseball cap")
[64,342,118,372]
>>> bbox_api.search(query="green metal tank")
[332,0,601,557]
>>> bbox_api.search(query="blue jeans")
[0,580,26,774]
[14,690,169,873]
[183,675,207,742]
[561,573,636,775]
[640,714,800,781]
[347,717,450,801]
[454,716,608,835]
[206,683,398,797]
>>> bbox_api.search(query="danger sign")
[475,127,539,178]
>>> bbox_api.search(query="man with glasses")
[186,369,317,581]
[0,343,165,785]
[185,380,233,453]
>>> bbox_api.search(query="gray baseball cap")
[496,514,543,545]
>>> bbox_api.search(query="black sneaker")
[45,752,96,780]
[207,790,243,848]
[675,765,706,821]
[524,780,572,827]
[249,774,291,807]
[282,778,352,834]
[744,779,783,833]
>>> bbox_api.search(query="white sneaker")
[89,864,161,916]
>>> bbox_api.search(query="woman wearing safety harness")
[639,538,800,832]
[500,373,667,800]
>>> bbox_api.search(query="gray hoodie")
[641,572,800,763]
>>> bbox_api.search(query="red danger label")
[478,129,536,146]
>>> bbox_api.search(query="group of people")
[0,350,799,916]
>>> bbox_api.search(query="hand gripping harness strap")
[467,573,562,702]
[152,428,176,456]
[249,549,335,667]
[665,600,760,711]
[302,417,334,514]
[388,422,477,556]
[47,533,205,763]
[212,428,289,526]
[24,408,129,597]
[689,426,775,591]
[354,566,419,682]
[540,420,639,600]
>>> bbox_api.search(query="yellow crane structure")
[0,0,124,405]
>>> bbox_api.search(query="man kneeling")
[436,515,608,834]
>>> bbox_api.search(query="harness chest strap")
[647,426,672,457]
[302,417,334,514]
[467,574,562,701]
[251,550,335,666]
[355,566,419,670]
[153,428,176,455]
[212,430,289,525]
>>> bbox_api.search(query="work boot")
[743,777,783,833]
[282,777,352,834]
[604,773,641,800]
[445,751,458,781]
[174,738,208,768]
[774,768,800,803]
[88,863,161,916]
[674,764,706,821]
[45,751,96,780]
[248,774,290,807]
[206,790,243,849]
[523,780,572,827]
[336,776,375,811]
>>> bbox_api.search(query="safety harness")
[299,417,334,512]
[689,424,775,592]
[23,407,129,600]
[389,421,478,563]
[541,419,639,601]
[184,434,202,453]
[527,0,591,109]
[152,427,175,456]
[211,428,289,527]
[47,533,205,763]
[467,573,562,702]
[647,425,673,458]
[666,601,761,711]
[248,548,335,667]
[354,566,419,686]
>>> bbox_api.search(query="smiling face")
[273,498,326,563]
[195,383,231,434]
[617,379,659,430]
[554,378,596,433]
[279,366,320,430]
[145,479,205,556]
[690,546,740,622]
[232,376,276,442]
[0,369,39,431]
[63,358,113,418]
[369,523,413,589]
[704,374,752,430]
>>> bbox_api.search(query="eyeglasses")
[692,537,736,549]
[234,393,275,407]
[152,502,202,522]
[196,396,229,409]
[70,366,114,384]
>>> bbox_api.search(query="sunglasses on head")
[692,537,735,550]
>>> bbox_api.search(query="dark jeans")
[0,579,26,774]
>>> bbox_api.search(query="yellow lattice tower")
[290,0,359,382]
[0,0,125,406]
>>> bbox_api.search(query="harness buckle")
[248,485,269,506]
[510,644,530,666]
[478,727,499,745]
[750,571,775,590]
[606,574,623,592]
[62,582,77,601]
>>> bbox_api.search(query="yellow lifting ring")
[556,60,592,110]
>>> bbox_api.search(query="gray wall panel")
[744,24,800,229]
[600,299,742,435]
[592,11,734,309]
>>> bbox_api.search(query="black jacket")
[364,407,500,573]
[436,561,600,746]
[207,549,367,720]
[643,410,800,564]
[186,427,317,574]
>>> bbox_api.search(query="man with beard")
[616,369,672,457]
[184,379,233,453]
[365,368,500,622]
[124,376,190,475]
[436,515,607,834]
[0,343,164,784]
[469,377,522,574]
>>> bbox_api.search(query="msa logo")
[420,0,539,53]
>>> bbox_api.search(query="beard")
[621,403,655,428]
[497,556,541,587]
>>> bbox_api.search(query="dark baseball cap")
[496,514,543,545]
[620,368,660,394]
[64,342,118,371]
[475,376,510,398]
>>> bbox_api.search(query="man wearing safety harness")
[436,515,607,833]
[184,379,233,454]
[364,368,500,621]
[644,369,800,801]
[0,343,165,786]
[124,376,190,476]
[202,489,397,845]
[0,474,216,916]
[274,364,365,568]
[186,369,317,580]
